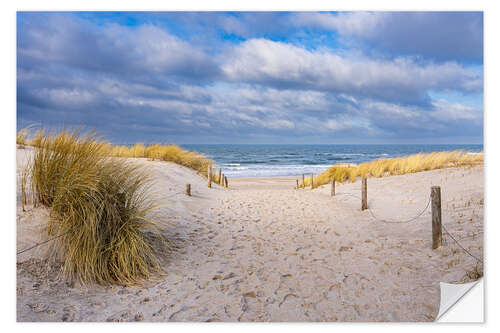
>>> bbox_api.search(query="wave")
[227,160,267,164]
[221,164,334,177]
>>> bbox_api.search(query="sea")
[180,144,483,178]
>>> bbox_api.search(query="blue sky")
[17,12,483,144]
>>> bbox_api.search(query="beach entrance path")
[17,155,483,322]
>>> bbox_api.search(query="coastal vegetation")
[20,129,169,285]
[16,127,30,146]
[103,142,213,178]
[302,150,484,188]
[19,128,213,177]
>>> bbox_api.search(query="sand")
[16,148,484,322]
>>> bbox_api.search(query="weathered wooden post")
[21,179,26,212]
[208,165,212,188]
[224,176,228,188]
[186,184,191,196]
[331,179,335,196]
[361,177,367,210]
[218,168,222,185]
[302,174,305,188]
[296,179,299,189]
[431,186,442,249]
[221,173,224,187]
[310,173,314,189]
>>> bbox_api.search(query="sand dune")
[16,149,483,321]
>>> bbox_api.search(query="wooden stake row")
[207,165,229,189]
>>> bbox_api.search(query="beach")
[16,148,484,322]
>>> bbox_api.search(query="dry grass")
[302,150,484,188]
[461,263,483,282]
[17,129,213,178]
[16,127,30,147]
[23,129,167,285]
[103,143,213,178]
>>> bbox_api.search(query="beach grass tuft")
[25,129,167,285]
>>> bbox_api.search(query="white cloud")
[430,99,481,121]
[222,39,481,104]
[42,88,95,106]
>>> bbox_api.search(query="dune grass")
[23,129,167,285]
[102,143,213,178]
[302,150,484,189]
[16,128,30,146]
[17,128,213,178]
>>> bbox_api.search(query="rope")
[368,195,431,224]
[334,192,431,224]
[17,190,189,256]
[17,230,70,255]
[442,223,483,264]
[332,192,483,263]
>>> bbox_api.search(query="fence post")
[224,176,228,188]
[296,179,299,189]
[21,180,26,212]
[310,173,314,189]
[302,174,305,188]
[186,184,191,196]
[331,179,335,196]
[361,177,367,210]
[218,168,222,185]
[431,186,442,249]
[208,165,212,188]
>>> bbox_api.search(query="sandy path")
[16,151,483,322]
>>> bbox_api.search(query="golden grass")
[302,150,483,188]
[17,129,213,178]
[16,127,30,146]
[24,129,167,285]
[103,143,213,178]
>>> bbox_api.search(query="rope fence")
[18,177,484,267]
[323,182,483,264]
[17,167,231,257]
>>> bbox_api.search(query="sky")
[17,12,483,144]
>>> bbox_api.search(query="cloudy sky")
[17,12,483,144]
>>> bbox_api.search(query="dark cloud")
[294,12,483,63]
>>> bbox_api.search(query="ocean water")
[181,144,483,178]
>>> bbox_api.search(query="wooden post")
[21,179,26,212]
[331,179,335,196]
[218,168,222,185]
[431,186,442,249]
[296,179,299,189]
[221,173,224,187]
[186,184,191,196]
[310,173,314,189]
[361,177,367,210]
[208,165,212,188]
[302,174,305,188]
[224,176,228,188]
